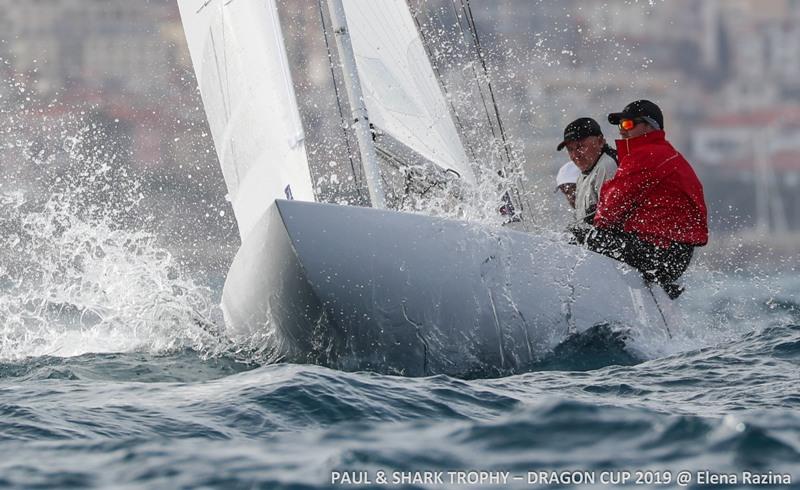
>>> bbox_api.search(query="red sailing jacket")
[594,130,708,248]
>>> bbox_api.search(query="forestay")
[177,0,315,242]
[341,0,476,184]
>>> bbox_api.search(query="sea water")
[1,190,798,489]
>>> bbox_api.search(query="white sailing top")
[574,153,617,224]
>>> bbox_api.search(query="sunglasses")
[619,118,643,131]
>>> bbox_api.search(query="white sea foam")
[0,191,227,361]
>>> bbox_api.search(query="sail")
[341,0,476,184]
[177,0,315,242]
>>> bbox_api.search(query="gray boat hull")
[222,200,671,376]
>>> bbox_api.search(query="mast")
[326,0,387,209]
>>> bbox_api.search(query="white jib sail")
[177,0,315,242]
[341,0,476,184]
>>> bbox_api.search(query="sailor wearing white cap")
[555,161,580,209]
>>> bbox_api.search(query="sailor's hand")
[568,223,591,244]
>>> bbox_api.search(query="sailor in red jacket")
[577,100,708,299]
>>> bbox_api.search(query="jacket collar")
[615,130,666,159]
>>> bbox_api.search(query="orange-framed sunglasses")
[618,118,642,131]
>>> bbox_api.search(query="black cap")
[608,99,664,130]
[556,117,603,151]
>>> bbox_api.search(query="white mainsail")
[341,0,476,184]
[177,0,315,242]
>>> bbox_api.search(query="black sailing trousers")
[573,227,694,298]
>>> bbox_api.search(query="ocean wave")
[0,398,797,488]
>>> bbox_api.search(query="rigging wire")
[412,0,533,223]
[418,0,525,217]
[413,2,524,219]
[457,0,534,221]
[460,0,514,165]
[317,0,365,202]
[376,145,447,209]
[448,0,503,148]
[408,1,479,165]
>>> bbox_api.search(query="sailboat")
[177,0,674,376]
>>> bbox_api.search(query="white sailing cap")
[555,161,580,187]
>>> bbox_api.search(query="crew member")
[578,100,708,299]
[556,117,618,226]
[555,161,580,209]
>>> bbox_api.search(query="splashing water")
[0,69,235,362]
[0,17,792,373]
[0,190,228,361]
